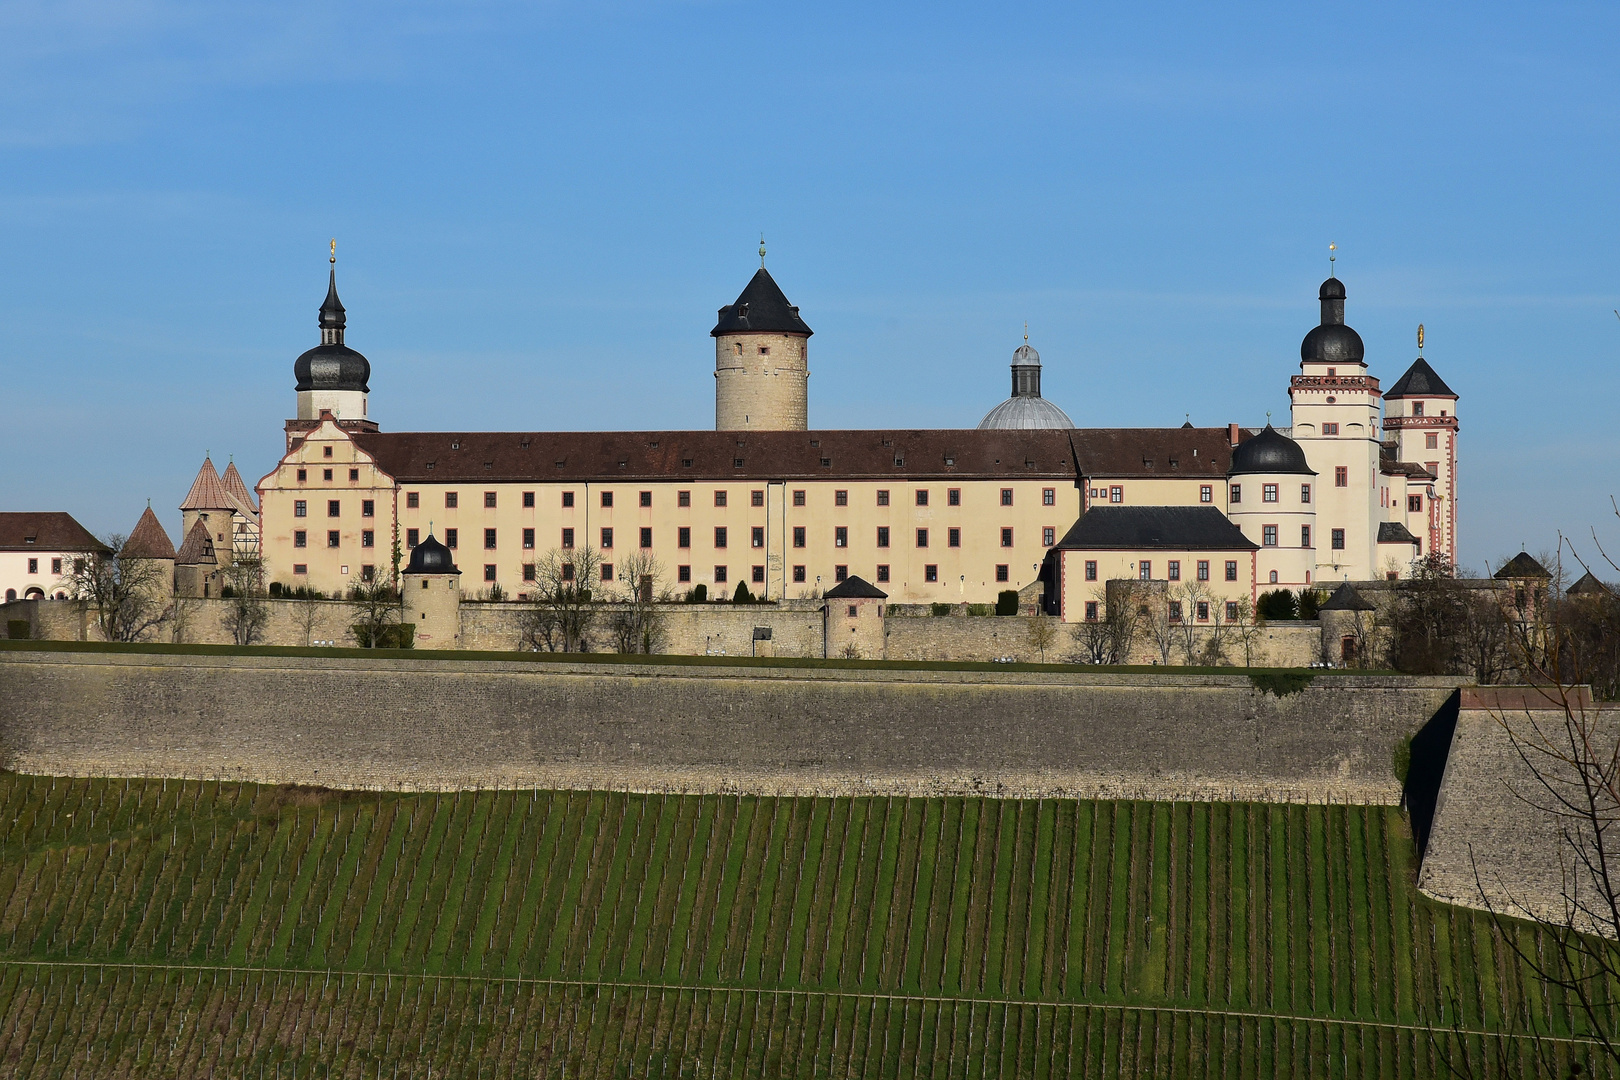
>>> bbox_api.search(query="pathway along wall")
[0,647,1457,801]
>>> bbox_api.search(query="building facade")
[254,262,1457,617]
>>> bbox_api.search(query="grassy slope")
[0,778,1610,1078]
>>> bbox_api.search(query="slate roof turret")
[711,268,813,337]
[404,533,459,575]
[1385,358,1457,399]
[1495,552,1552,580]
[824,575,887,599]
[1318,582,1377,611]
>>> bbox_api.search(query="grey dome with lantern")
[977,341,1076,430]
[1300,276,1365,366]
[1229,424,1316,476]
[293,269,371,393]
[404,533,459,575]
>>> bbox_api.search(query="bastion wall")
[0,646,1454,802]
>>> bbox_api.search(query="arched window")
[5,589,16,602]
[1269,570,1278,583]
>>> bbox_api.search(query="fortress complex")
[250,257,1458,616]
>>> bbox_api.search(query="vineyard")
[0,777,1612,1077]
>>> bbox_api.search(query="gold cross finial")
[1328,241,1336,277]
[1417,323,1425,353]
[329,238,337,266]
[759,234,766,268]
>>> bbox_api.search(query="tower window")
[1412,402,1424,417]
[1335,467,1348,488]
[1302,525,1312,547]
[1085,601,1098,622]
[1426,433,1438,449]
[294,564,307,575]
[1408,495,1423,513]
[1263,525,1278,546]
[1230,485,1241,504]
[323,469,333,481]
[296,469,307,482]
[323,446,333,458]
[523,564,536,581]
[758,346,769,355]
[1331,528,1345,550]
[1301,484,1311,504]
[601,564,612,582]
[1323,423,1339,435]
[1263,484,1278,503]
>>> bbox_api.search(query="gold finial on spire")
[1328,241,1337,277]
[330,238,337,266]
[1023,321,1029,343]
[1417,323,1425,354]
[759,234,766,268]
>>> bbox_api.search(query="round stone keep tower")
[402,533,461,649]
[712,260,812,431]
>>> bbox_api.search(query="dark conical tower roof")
[319,268,346,330]
[711,268,813,337]
[1385,357,1456,399]
[295,265,371,394]
[1229,424,1315,476]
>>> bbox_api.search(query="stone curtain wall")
[0,648,1455,802]
[1419,687,1620,932]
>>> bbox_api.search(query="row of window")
[294,467,361,483]
[294,530,377,549]
[382,525,1059,553]
[1083,559,1241,583]
[492,562,990,587]
[21,557,65,576]
[293,499,375,518]
[394,487,1059,510]
[1231,483,1312,505]
[1083,599,1243,624]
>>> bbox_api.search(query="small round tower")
[712,251,812,431]
[1227,424,1318,589]
[294,254,371,422]
[402,533,461,649]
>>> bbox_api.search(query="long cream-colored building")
[256,260,1459,617]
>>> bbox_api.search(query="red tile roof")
[350,428,1236,484]
[122,507,177,560]
[175,519,218,565]
[0,512,108,553]
[221,461,258,512]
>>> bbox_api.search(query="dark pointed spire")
[320,239,345,344]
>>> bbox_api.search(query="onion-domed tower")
[1227,424,1317,589]
[977,338,1075,430]
[294,256,371,422]
[1288,275,1382,582]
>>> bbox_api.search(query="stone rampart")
[0,646,1455,802]
[1418,687,1620,932]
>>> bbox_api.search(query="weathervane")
[1417,324,1425,355]
[1328,242,1337,277]
[758,234,766,268]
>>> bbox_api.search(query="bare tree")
[349,581,406,648]
[220,556,269,646]
[518,547,601,652]
[1141,585,1178,665]
[292,593,323,647]
[1173,580,1213,664]
[1025,611,1057,663]
[54,534,170,643]
[1226,594,1264,667]
[609,549,668,654]
[168,595,200,644]
[1068,583,1143,665]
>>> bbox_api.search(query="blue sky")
[3,1,1616,573]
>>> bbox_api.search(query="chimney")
[1228,423,1240,447]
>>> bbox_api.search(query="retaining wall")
[0,646,1455,802]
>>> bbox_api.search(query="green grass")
[0,778,1613,1077]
